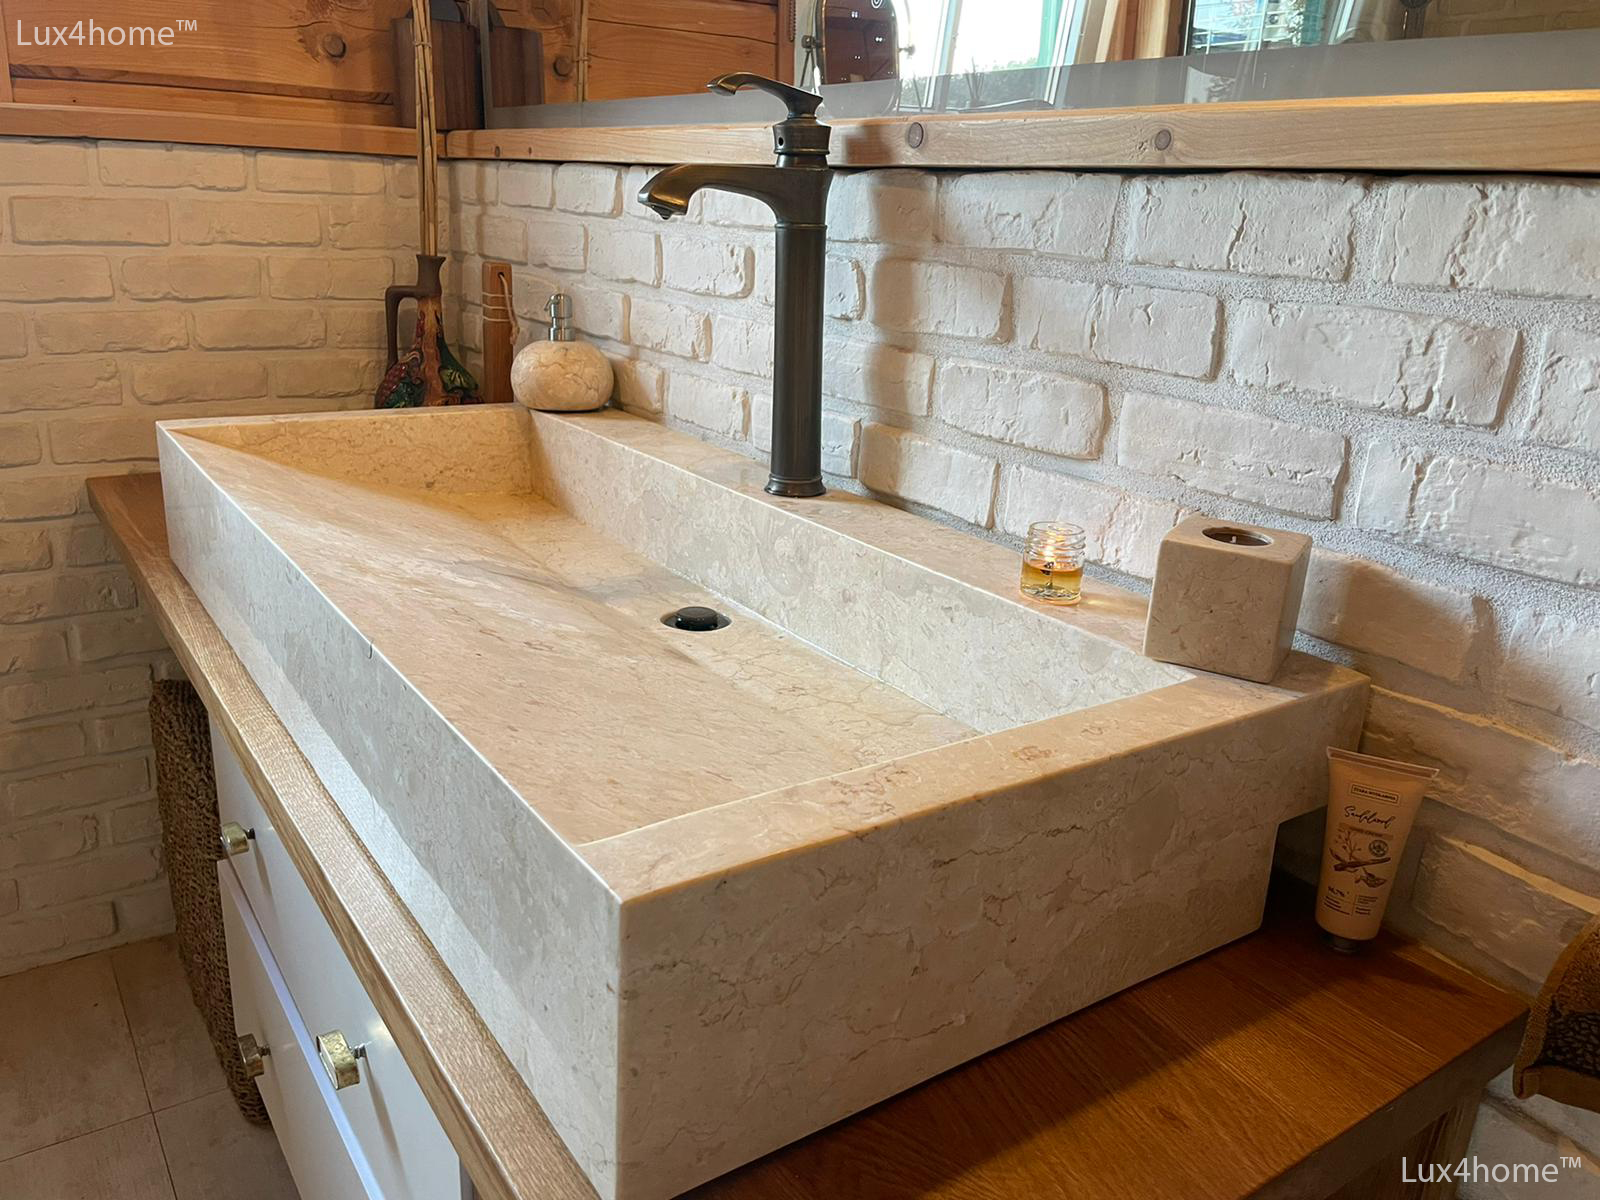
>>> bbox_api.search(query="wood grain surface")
[90,471,1527,1200]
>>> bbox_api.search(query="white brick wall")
[447,165,1600,1084]
[0,139,417,975]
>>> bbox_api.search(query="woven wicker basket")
[150,678,271,1126]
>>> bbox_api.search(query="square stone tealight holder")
[1143,515,1312,684]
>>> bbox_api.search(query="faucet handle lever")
[707,72,822,121]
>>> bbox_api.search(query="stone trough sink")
[159,403,1366,1200]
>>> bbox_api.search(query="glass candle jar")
[1019,521,1086,606]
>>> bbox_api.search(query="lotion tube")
[1317,747,1438,952]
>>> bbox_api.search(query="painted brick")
[0,530,51,574]
[69,613,167,663]
[0,423,43,467]
[0,628,69,675]
[19,844,161,910]
[89,712,152,756]
[0,570,135,624]
[1300,549,1481,680]
[113,886,174,937]
[0,664,151,722]
[449,162,498,205]
[0,723,85,773]
[997,465,1182,579]
[1228,300,1514,426]
[1,359,122,414]
[131,357,268,404]
[271,355,379,400]
[821,341,934,416]
[255,152,385,194]
[937,360,1106,459]
[0,815,98,872]
[751,398,858,477]
[174,199,320,246]
[1128,174,1363,279]
[667,375,748,438]
[460,214,527,263]
[628,298,709,360]
[870,261,1007,340]
[939,172,1117,258]
[33,310,187,355]
[1500,610,1600,734]
[1373,178,1600,300]
[1117,393,1346,517]
[588,228,659,286]
[192,307,323,350]
[325,307,386,350]
[0,904,116,963]
[554,164,622,215]
[98,143,246,190]
[1411,835,1599,987]
[1525,329,1600,455]
[108,800,160,844]
[11,196,169,245]
[1365,688,1600,872]
[709,314,774,378]
[59,525,115,568]
[661,235,752,298]
[0,314,26,360]
[826,256,864,320]
[47,417,158,464]
[1354,444,1600,585]
[612,359,665,415]
[859,424,997,527]
[1016,278,1220,378]
[524,217,587,271]
[321,199,410,250]
[500,163,555,209]
[0,477,80,521]
[0,142,90,185]
[119,255,260,301]
[830,171,936,244]
[698,190,771,228]
[0,881,14,918]
[0,255,113,302]
[267,256,393,300]
[3,758,149,823]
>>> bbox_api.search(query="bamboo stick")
[412,0,439,257]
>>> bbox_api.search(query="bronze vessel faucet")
[640,74,833,498]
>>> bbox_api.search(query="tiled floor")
[0,935,300,1200]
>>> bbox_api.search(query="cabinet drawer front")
[211,721,462,1200]
[221,865,383,1200]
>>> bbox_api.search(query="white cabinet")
[213,720,465,1200]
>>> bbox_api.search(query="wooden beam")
[447,89,1600,174]
[0,101,420,155]
[0,0,13,104]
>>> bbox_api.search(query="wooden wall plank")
[446,90,1600,174]
[0,101,418,155]
[585,19,779,101]
[0,0,13,104]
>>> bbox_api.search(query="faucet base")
[765,476,826,498]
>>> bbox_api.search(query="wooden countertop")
[91,470,1527,1200]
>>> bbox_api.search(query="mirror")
[487,0,1600,127]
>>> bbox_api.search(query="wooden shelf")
[446,90,1600,173]
[0,102,420,156]
[91,469,1527,1200]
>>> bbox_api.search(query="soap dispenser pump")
[510,293,614,413]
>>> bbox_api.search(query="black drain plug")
[664,605,727,632]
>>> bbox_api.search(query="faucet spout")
[635,76,834,498]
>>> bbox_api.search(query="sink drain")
[662,605,729,632]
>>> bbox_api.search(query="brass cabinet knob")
[237,1033,270,1079]
[219,821,256,857]
[315,1030,366,1090]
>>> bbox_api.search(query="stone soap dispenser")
[1143,515,1312,684]
[510,293,614,412]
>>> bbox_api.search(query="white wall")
[0,139,417,973]
[447,158,1600,1185]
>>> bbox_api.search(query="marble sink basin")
[159,404,1366,1200]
